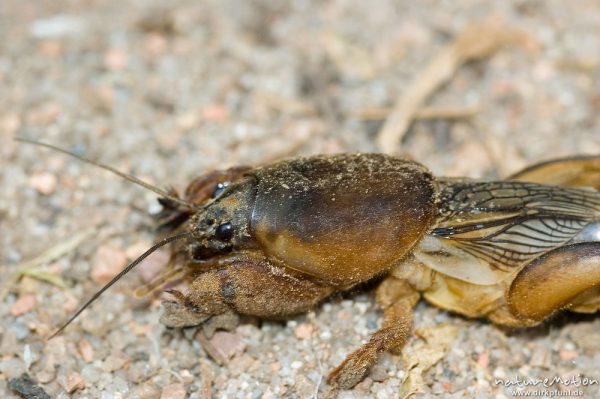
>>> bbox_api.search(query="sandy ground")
[1,0,600,398]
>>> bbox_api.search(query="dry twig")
[1,228,96,301]
[355,104,479,121]
[200,360,213,399]
[377,20,526,153]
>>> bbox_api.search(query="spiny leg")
[159,268,228,330]
[161,253,333,327]
[327,276,418,390]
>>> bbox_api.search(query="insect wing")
[422,180,600,283]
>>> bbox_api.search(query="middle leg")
[327,276,419,389]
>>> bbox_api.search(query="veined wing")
[420,180,600,283]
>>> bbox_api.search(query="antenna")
[16,137,194,209]
[48,232,190,339]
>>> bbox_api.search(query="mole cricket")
[19,138,600,390]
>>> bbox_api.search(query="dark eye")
[192,245,218,261]
[215,222,234,240]
[212,181,230,198]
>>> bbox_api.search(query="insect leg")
[508,242,600,323]
[327,276,418,390]
[161,253,333,326]
[508,155,600,189]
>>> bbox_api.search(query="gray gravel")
[2,1,600,398]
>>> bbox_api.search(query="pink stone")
[160,383,186,399]
[91,244,127,284]
[28,172,57,195]
[10,294,36,316]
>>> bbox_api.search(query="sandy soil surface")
[2,1,600,398]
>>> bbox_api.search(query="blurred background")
[1,1,599,398]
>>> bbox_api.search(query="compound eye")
[212,181,230,198]
[215,222,234,241]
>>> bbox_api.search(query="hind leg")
[508,155,600,189]
[507,242,600,324]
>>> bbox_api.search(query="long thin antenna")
[16,137,194,209]
[47,232,190,340]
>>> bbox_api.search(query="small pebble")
[559,349,578,361]
[209,331,246,360]
[160,383,186,399]
[529,347,551,368]
[125,244,170,283]
[36,368,56,384]
[102,352,129,372]
[23,344,37,370]
[79,339,95,363]
[202,105,229,121]
[10,294,36,316]
[293,323,313,340]
[370,364,388,382]
[66,372,85,393]
[261,387,276,399]
[28,172,57,195]
[176,112,200,130]
[477,351,489,369]
[355,302,369,314]
[270,362,281,373]
[8,373,50,399]
[81,364,102,384]
[92,244,127,284]
[179,369,194,384]
[290,361,303,369]
[337,310,351,321]
[563,341,576,351]
[104,48,128,70]
[10,322,30,340]
[125,241,153,259]
[2,113,21,135]
[126,382,161,399]
[127,361,154,383]
[0,358,26,379]
[29,15,85,39]
[355,377,373,391]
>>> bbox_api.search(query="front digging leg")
[161,253,334,331]
[160,300,210,328]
